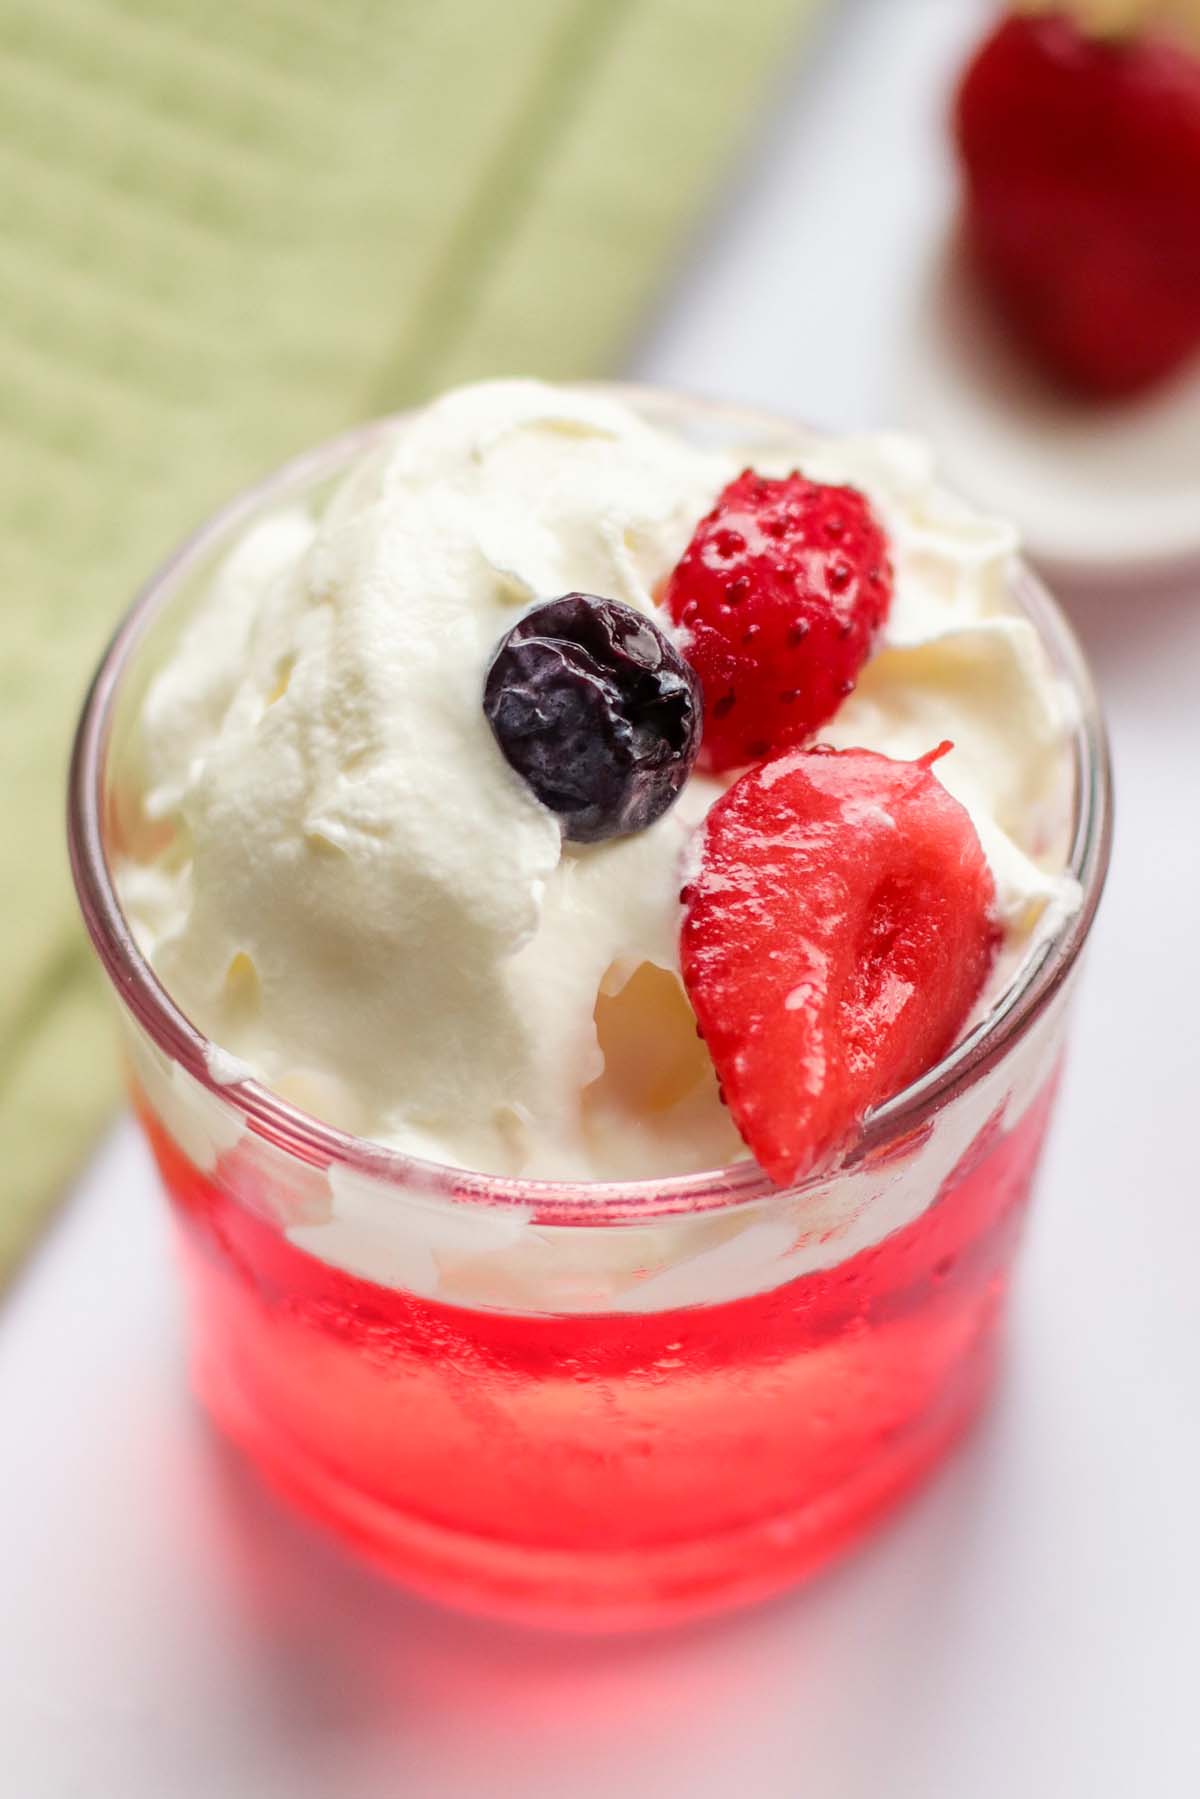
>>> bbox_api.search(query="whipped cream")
[120,380,1078,1183]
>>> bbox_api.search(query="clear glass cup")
[68,389,1112,1630]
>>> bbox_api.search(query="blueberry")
[483,593,703,843]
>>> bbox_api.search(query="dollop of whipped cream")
[120,380,1078,1181]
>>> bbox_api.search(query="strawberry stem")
[1014,1,1200,50]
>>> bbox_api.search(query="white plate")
[892,223,1200,588]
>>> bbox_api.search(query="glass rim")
[67,384,1113,1226]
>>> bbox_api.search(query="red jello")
[139,1072,1059,1629]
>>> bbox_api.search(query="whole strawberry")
[955,9,1200,399]
[664,470,892,773]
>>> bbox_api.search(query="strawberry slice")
[680,746,998,1186]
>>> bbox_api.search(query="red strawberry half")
[955,12,1200,399]
[664,470,892,773]
[680,746,998,1187]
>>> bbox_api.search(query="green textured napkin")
[0,0,828,1279]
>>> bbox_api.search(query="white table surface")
[5,3,1199,1794]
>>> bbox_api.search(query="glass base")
[195,1337,993,1631]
